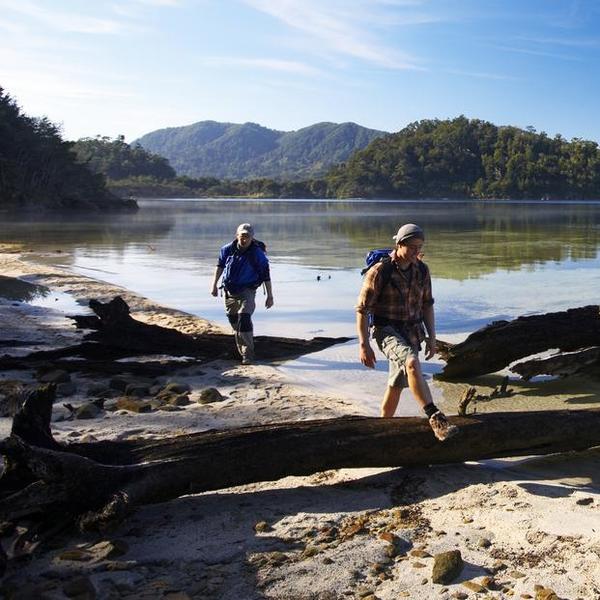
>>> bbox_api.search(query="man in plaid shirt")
[356,223,459,441]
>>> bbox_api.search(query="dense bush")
[0,87,129,210]
[326,116,600,199]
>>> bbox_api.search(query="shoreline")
[0,244,599,599]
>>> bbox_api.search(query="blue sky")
[1,0,599,143]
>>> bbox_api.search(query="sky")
[1,0,600,143]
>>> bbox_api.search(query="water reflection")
[3,199,600,280]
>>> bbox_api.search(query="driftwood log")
[511,346,600,380]
[437,305,600,380]
[0,296,350,377]
[3,385,600,540]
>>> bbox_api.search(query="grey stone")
[125,383,150,398]
[163,381,192,394]
[197,387,225,404]
[431,550,464,585]
[75,403,102,419]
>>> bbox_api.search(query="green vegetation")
[326,116,600,199]
[73,135,176,180]
[108,174,328,199]
[134,120,387,180]
[0,87,136,211]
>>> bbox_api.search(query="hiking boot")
[241,356,253,365]
[428,411,459,442]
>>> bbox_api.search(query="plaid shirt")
[356,255,434,347]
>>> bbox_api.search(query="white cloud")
[130,0,182,5]
[201,56,322,76]
[492,44,582,62]
[242,0,424,70]
[445,68,519,81]
[0,0,130,34]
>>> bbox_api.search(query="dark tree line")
[0,87,134,211]
[325,116,600,199]
[72,135,176,181]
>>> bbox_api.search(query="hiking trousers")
[224,287,256,361]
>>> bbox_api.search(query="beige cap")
[236,223,254,236]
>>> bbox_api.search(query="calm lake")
[3,199,600,413]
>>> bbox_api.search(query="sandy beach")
[0,244,599,600]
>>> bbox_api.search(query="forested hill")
[134,121,387,180]
[326,116,600,199]
[0,87,136,211]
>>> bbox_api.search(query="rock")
[490,560,508,573]
[575,497,593,506]
[168,393,190,406]
[480,575,500,590]
[162,382,192,394]
[62,576,96,598]
[125,383,150,398]
[536,589,560,600]
[109,376,132,391]
[158,404,183,412]
[115,398,153,413]
[478,537,492,548]
[509,570,526,578]
[88,539,129,560]
[58,548,93,562]
[38,369,70,384]
[254,521,270,533]
[197,388,225,404]
[463,580,486,593]
[412,561,427,568]
[453,593,468,600]
[75,402,102,419]
[302,545,320,558]
[431,550,463,585]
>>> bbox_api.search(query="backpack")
[222,239,267,294]
[361,248,427,324]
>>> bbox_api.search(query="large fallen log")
[69,296,349,362]
[2,386,600,536]
[437,305,600,380]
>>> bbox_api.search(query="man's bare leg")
[405,356,433,410]
[381,385,401,417]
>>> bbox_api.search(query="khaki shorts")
[373,324,419,388]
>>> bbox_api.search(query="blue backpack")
[361,247,427,298]
[222,239,268,294]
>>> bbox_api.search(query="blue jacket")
[218,240,270,294]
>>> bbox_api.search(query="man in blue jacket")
[211,223,274,364]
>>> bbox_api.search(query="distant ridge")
[134,120,388,180]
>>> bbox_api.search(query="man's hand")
[210,285,218,297]
[265,295,274,309]
[425,337,437,360]
[359,342,376,369]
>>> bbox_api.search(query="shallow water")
[3,198,600,412]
